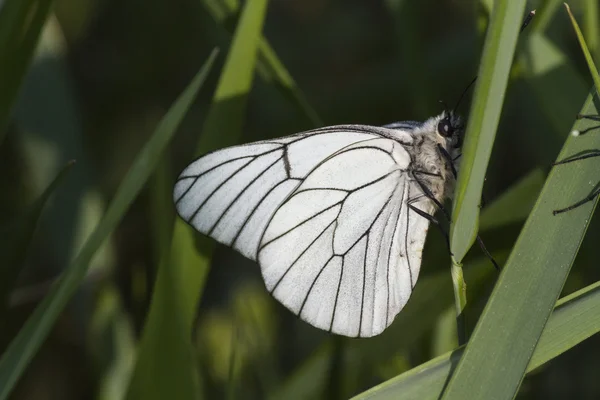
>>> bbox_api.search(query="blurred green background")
[1,0,600,399]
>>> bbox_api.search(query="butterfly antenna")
[452,10,535,113]
[476,235,500,271]
[453,76,477,112]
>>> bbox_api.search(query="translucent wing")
[174,126,412,261]
[258,138,434,337]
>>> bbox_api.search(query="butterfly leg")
[553,150,600,166]
[577,114,600,122]
[551,116,600,214]
[412,171,500,270]
[553,183,600,215]
[437,144,490,207]
[570,114,600,136]
[407,199,451,255]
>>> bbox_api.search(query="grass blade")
[565,3,600,94]
[449,0,527,261]
[0,160,74,306]
[583,0,599,62]
[352,279,600,400]
[0,49,218,400]
[194,0,270,154]
[440,91,600,400]
[0,0,55,144]
[202,0,322,127]
[126,1,270,399]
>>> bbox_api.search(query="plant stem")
[451,260,467,345]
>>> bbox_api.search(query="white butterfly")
[173,111,463,337]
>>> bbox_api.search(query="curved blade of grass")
[0,49,218,400]
[565,3,600,94]
[583,0,599,62]
[269,168,545,400]
[352,279,600,400]
[0,0,55,144]
[449,0,527,262]
[125,163,204,400]
[0,160,74,306]
[126,1,270,399]
[202,0,322,127]
[440,91,600,400]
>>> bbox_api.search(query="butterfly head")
[436,110,464,149]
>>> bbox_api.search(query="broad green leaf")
[352,280,600,400]
[126,1,270,399]
[270,168,545,400]
[0,160,74,307]
[0,49,218,400]
[450,0,527,261]
[440,91,600,400]
[0,0,55,144]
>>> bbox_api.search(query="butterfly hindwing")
[257,138,433,337]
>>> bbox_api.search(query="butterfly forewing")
[174,127,381,260]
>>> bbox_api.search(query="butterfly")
[173,111,464,337]
[553,113,600,215]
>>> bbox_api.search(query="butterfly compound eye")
[437,119,453,138]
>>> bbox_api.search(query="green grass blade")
[352,280,600,400]
[565,3,600,94]
[0,0,55,144]
[440,91,600,400]
[203,0,322,127]
[0,160,74,306]
[270,168,545,400]
[125,163,204,400]
[255,37,323,127]
[126,1,270,399]
[583,0,599,62]
[0,49,218,400]
[449,0,527,261]
[194,0,270,154]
